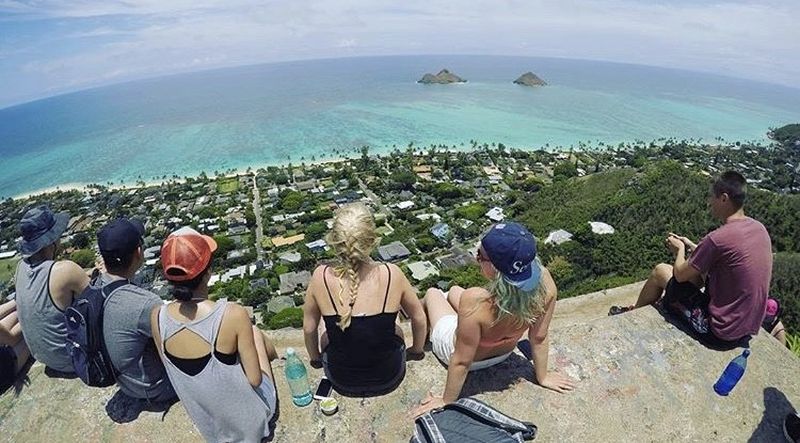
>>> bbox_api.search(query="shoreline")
[10,155,353,201]
[5,137,761,202]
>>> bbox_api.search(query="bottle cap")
[742,349,751,357]
[286,347,296,356]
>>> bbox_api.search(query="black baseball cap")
[97,218,145,263]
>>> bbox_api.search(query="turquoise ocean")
[1,55,799,199]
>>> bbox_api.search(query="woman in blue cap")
[413,222,575,416]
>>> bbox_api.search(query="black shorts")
[0,345,17,393]
[323,343,406,397]
[662,278,748,350]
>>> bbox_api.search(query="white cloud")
[336,38,357,49]
[1,0,799,105]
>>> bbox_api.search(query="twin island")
[417,69,547,87]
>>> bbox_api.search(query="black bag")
[411,397,537,443]
[64,278,128,387]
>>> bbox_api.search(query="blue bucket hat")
[18,205,70,257]
[480,222,541,292]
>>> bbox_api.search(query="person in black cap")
[96,218,175,402]
[413,222,575,417]
[14,205,90,373]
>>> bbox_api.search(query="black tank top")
[322,264,404,393]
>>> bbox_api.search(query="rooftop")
[271,234,305,248]
[377,241,411,262]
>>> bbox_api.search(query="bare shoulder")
[460,286,492,308]
[384,262,402,274]
[52,259,85,276]
[312,264,328,278]
[224,302,250,323]
[149,304,163,334]
[310,264,332,286]
[539,266,558,302]
[384,262,409,283]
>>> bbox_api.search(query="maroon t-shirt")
[689,217,772,340]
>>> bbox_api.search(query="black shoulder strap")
[102,279,130,300]
[322,266,338,315]
[382,263,392,313]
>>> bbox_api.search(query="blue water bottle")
[284,348,313,406]
[713,349,750,396]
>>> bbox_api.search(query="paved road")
[251,173,265,261]
[357,177,391,216]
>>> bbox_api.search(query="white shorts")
[430,314,511,372]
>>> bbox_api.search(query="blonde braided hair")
[325,203,379,330]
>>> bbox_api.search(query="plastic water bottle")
[713,349,751,396]
[285,348,312,406]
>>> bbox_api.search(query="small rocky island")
[417,69,466,84]
[513,72,547,87]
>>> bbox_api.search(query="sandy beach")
[10,155,354,202]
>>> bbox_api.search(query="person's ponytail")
[171,284,194,302]
[167,264,210,302]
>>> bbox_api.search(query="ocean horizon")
[2,55,800,199]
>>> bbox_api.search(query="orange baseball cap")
[161,227,217,281]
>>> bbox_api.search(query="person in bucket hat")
[414,222,575,417]
[14,205,89,373]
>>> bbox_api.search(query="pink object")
[766,299,779,317]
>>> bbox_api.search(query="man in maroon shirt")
[609,171,772,348]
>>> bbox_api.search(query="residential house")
[407,261,439,281]
[396,201,414,210]
[267,296,296,314]
[279,270,312,295]
[279,251,302,263]
[436,248,474,270]
[377,241,411,262]
[271,234,306,248]
[544,229,574,245]
[589,221,616,235]
[305,239,327,252]
[430,223,450,241]
[485,207,505,222]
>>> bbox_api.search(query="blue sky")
[1,0,798,108]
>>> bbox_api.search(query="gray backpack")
[411,397,537,443]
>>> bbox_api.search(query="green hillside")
[512,161,800,331]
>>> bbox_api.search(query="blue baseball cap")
[480,222,540,291]
[98,218,145,263]
[18,205,69,257]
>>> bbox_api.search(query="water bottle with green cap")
[284,347,313,406]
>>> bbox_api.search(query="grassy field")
[0,257,20,285]
[216,178,240,194]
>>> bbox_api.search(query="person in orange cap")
[151,227,278,442]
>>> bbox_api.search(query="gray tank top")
[158,300,274,442]
[15,259,73,372]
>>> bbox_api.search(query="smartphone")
[313,377,333,400]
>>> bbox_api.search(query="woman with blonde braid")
[413,222,575,417]
[303,203,427,397]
